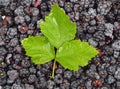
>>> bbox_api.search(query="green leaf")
[40,3,76,48]
[56,40,99,71]
[21,36,55,64]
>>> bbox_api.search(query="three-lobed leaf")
[21,3,99,75]
[40,3,76,48]
[21,36,55,64]
[56,40,99,71]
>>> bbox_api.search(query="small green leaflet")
[21,36,55,64]
[56,40,99,71]
[40,3,76,48]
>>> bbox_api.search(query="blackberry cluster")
[0,0,120,88]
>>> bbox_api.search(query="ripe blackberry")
[7,70,19,82]
[0,68,6,79]
[97,0,112,15]
[54,74,63,84]
[64,2,73,13]
[107,65,117,75]
[0,47,7,55]
[21,59,31,68]
[28,74,37,83]
[29,67,36,74]
[47,80,55,89]
[64,71,72,79]
[19,68,29,78]
[60,79,70,89]
[14,16,25,24]
[112,40,120,50]
[14,6,25,16]
[114,67,120,80]
[105,75,115,84]
[7,28,17,38]
[31,7,39,16]
[8,38,18,47]
[25,83,34,89]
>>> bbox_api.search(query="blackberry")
[98,71,107,78]
[7,70,19,82]
[0,68,6,85]
[0,0,11,6]
[110,56,116,64]
[73,71,81,78]
[54,87,60,89]
[101,86,109,89]
[28,23,35,30]
[113,50,119,58]
[2,85,11,89]
[19,68,29,78]
[29,67,36,74]
[31,16,39,23]
[11,83,23,89]
[116,81,120,89]
[31,7,39,16]
[18,25,28,34]
[64,2,73,13]
[8,38,18,47]
[64,71,72,79]
[14,45,22,53]
[70,0,77,3]
[47,80,55,89]
[14,16,25,24]
[60,79,70,89]
[7,28,17,38]
[54,74,63,84]
[93,31,105,41]
[80,0,91,8]
[103,46,113,55]
[21,78,28,84]
[13,54,22,62]
[88,38,98,47]
[105,75,116,84]
[107,65,117,75]
[24,15,31,22]
[28,74,37,83]
[14,6,25,16]
[5,54,12,64]
[59,0,64,7]
[22,0,32,6]
[102,56,110,62]
[97,0,112,15]
[21,59,31,68]
[0,37,5,46]
[74,4,81,12]
[68,12,75,21]
[74,12,79,20]
[25,84,34,89]
[0,68,6,79]
[70,80,80,89]
[114,67,120,80]
[104,23,114,39]
[0,56,4,62]
[37,71,45,77]
[112,40,120,50]
[85,79,92,89]
[0,47,7,55]
[88,8,97,18]
[89,19,96,26]
[40,3,48,11]
[39,77,47,88]
[10,3,17,10]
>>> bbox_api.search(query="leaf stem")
[51,60,56,78]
